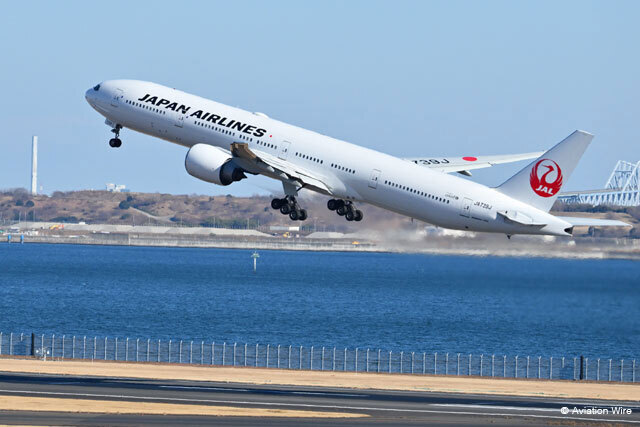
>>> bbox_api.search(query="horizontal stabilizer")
[555,216,631,227]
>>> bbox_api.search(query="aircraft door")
[368,169,381,189]
[110,89,124,107]
[173,112,184,128]
[461,197,472,218]
[278,141,291,160]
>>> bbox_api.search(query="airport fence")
[0,332,637,383]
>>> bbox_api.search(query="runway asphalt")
[0,372,638,426]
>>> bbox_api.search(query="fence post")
[586,357,589,379]
[301,346,304,370]
[257,344,260,367]
[136,338,140,362]
[491,354,494,377]
[104,336,107,360]
[334,347,337,371]
[446,353,449,375]
[267,344,270,368]
[232,342,235,366]
[148,339,151,362]
[574,357,577,380]
[311,346,314,370]
[597,359,600,381]
[400,351,403,373]
[158,339,161,363]
[480,354,483,376]
[366,348,369,372]
[538,356,541,379]
[322,347,326,371]
[503,355,506,377]
[244,343,247,367]
[114,337,117,361]
[93,337,96,360]
[609,359,612,381]
[411,352,414,374]
[526,356,530,378]
[633,360,636,382]
[278,345,281,369]
[168,340,172,363]
[52,334,55,359]
[434,352,437,375]
[72,336,75,359]
[179,341,183,364]
[515,356,518,378]
[212,342,216,365]
[550,357,553,379]
[0,332,2,355]
[423,352,426,375]
[83,336,86,359]
[62,335,65,359]
[125,337,129,361]
[222,342,226,366]
[354,348,357,372]
[10,333,13,356]
[621,360,624,382]
[389,351,392,373]
[468,354,472,376]
[289,345,292,370]
[457,353,460,375]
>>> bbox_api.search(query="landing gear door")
[279,141,291,160]
[110,89,124,107]
[368,169,381,189]
[461,197,472,218]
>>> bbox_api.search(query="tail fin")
[496,130,593,212]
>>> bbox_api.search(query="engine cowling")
[185,144,246,186]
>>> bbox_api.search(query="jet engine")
[185,144,246,186]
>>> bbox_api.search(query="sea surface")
[0,243,638,359]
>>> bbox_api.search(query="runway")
[0,372,638,425]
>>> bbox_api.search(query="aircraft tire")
[298,209,308,221]
[271,198,284,210]
[109,138,121,148]
[336,206,347,216]
[345,210,355,221]
[280,204,291,215]
[289,210,299,221]
[327,199,337,211]
[354,210,363,221]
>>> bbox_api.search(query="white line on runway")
[159,385,364,397]
[0,389,638,423]
[432,404,557,412]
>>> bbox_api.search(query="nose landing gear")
[109,124,123,148]
[271,196,307,221]
[327,199,363,222]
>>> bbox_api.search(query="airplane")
[85,80,628,237]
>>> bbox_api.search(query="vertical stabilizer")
[496,130,593,212]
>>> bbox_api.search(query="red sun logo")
[530,159,563,197]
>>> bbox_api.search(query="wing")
[405,152,544,176]
[229,143,334,194]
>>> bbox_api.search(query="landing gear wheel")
[354,210,363,221]
[271,198,284,210]
[289,210,299,221]
[298,209,308,221]
[327,199,338,211]
[109,138,122,148]
[336,206,347,216]
[345,210,355,221]
[280,204,291,215]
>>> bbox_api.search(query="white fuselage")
[85,80,572,236]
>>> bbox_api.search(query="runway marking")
[433,404,558,412]
[0,389,638,424]
[160,385,365,397]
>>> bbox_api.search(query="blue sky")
[1,1,638,196]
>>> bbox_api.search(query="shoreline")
[4,234,640,260]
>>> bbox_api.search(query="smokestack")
[31,136,38,196]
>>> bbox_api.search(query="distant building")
[106,183,129,193]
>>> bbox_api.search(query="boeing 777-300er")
[85,80,627,237]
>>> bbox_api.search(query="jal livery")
[85,79,628,237]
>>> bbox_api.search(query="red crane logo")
[530,159,563,197]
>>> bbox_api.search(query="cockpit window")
[93,84,100,91]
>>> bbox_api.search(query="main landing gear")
[327,199,363,222]
[271,196,308,221]
[109,124,123,148]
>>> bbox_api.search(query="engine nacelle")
[185,144,246,186]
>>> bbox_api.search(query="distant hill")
[1,188,638,237]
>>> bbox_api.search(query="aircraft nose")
[85,83,103,107]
